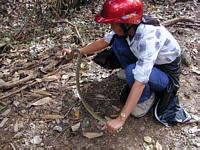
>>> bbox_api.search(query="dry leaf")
[0,79,6,86]
[14,119,19,132]
[31,97,54,106]
[62,73,75,81]
[1,108,11,116]
[191,66,200,75]
[71,122,80,132]
[41,114,64,120]
[82,132,103,139]
[32,89,52,96]
[155,141,163,150]
[0,117,9,127]
[102,73,109,78]
[96,94,105,99]
[112,105,120,112]
[74,110,80,119]
[14,120,24,132]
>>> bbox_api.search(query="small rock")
[30,136,42,145]
[196,143,200,147]
[190,138,200,147]
[21,109,26,114]
[189,126,200,134]
[53,126,62,132]
[116,69,126,80]
[14,132,23,139]
[82,132,103,139]
[13,100,20,107]
[85,143,94,149]
[155,141,162,150]
[191,114,200,122]
[126,146,135,150]
[62,119,69,124]
[81,118,90,130]
[140,126,145,132]
[149,144,154,150]
[144,136,152,144]
[71,122,80,132]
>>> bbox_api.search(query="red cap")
[95,0,143,24]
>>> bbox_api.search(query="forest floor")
[0,0,200,149]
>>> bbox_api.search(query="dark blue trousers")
[111,36,169,103]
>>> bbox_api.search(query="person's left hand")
[102,117,125,134]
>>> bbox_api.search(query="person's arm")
[120,81,145,121]
[105,80,145,134]
[80,38,109,55]
[63,38,109,56]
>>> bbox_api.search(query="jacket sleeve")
[133,37,161,83]
[103,31,115,43]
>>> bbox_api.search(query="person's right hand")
[62,48,73,56]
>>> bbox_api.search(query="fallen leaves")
[0,0,199,149]
[30,97,55,106]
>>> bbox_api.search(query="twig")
[162,17,194,27]
[177,22,200,28]
[0,81,38,101]
[0,56,66,90]
[64,100,80,117]
[10,143,16,150]
[0,72,37,90]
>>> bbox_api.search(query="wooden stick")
[0,81,38,101]
[162,17,194,27]
[0,72,37,90]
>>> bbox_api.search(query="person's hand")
[62,48,73,57]
[62,48,79,60]
[102,116,125,134]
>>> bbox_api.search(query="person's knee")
[149,67,170,91]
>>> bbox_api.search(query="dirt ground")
[0,0,200,149]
